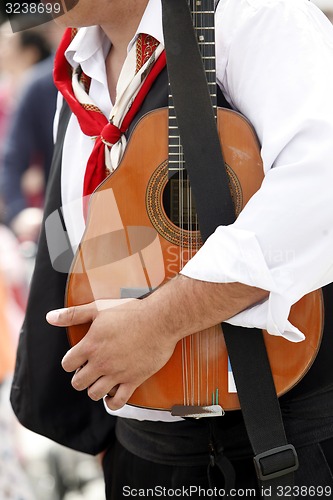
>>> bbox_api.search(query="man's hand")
[46,276,267,411]
[46,298,178,410]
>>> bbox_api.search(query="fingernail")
[46,309,63,323]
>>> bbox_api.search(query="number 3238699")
[5,3,62,15]
[277,485,332,497]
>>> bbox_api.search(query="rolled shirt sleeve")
[181,0,333,342]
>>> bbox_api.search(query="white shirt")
[56,0,333,420]
[183,0,333,342]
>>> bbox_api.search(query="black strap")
[161,0,298,496]
[162,1,234,241]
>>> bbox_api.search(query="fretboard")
[168,0,216,173]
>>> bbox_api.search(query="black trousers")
[102,384,333,499]
[102,436,333,499]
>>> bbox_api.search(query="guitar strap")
[161,0,298,497]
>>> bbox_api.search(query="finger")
[95,298,136,311]
[46,302,97,327]
[62,343,90,373]
[107,385,119,397]
[70,362,100,392]
[87,378,117,402]
[104,383,136,411]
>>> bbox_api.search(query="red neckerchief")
[53,28,166,204]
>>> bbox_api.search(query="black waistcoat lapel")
[10,102,116,453]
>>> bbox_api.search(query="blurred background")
[0,11,105,500]
[0,1,331,499]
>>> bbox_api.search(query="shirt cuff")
[102,398,183,421]
[180,226,305,343]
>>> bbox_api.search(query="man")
[11,0,333,498]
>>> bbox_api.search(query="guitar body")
[66,107,323,411]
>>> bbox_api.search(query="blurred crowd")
[0,14,104,500]
[0,3,331,500]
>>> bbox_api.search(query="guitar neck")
[168,0,216,173]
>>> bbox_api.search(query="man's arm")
[46,275,267,410]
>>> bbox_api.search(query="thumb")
[46,302,97,327]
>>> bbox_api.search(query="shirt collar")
[65,0,164,68]
[65,26,110,68]
[128,0,164,52]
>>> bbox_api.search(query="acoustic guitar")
[66,0,323,416]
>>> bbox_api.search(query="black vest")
[10,66,333,454]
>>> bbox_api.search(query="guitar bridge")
[171,405,225,419]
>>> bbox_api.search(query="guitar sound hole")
[162,171,199,231]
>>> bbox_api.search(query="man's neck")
[105,44,129,105]
[102,1,148,104]
[101,0,148,54]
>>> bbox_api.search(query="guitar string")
[191,0,196,406]
[196,2,202,404]
[198,0,217,407]
[192,0,198,408]
[194,0,203,407]
[205,0,214,407]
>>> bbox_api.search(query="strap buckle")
[253,444,299,481]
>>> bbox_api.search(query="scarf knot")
[100,122,122,147]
